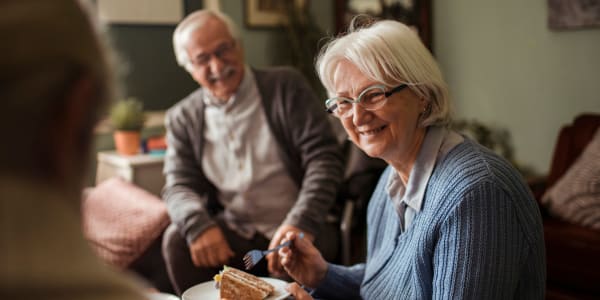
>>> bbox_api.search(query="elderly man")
[0,0,145,299]
[161,9,344,295]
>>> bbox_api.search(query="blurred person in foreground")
[0,0,145,299]
[162,9,343,295]
[279,17,546,300]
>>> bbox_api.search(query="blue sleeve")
[432,181,533,299]
[312,263,365,300]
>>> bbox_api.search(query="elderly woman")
[279,18,546,300]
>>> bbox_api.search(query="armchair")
[530,113,600,299]
[334,141,387,265]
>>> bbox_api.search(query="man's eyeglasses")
[191,40,236,67]
[325,84,408,118]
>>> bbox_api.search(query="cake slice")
[214,266,275,300]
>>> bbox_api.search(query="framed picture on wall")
[244,0,307,28]
[335,0,432,51]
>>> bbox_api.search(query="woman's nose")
[352,103,371,125]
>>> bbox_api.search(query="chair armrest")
[339,199,355,266]
[527,175,551,217]
[527,176,547,201]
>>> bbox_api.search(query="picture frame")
[335,0,432,51]
[244,0,307,28]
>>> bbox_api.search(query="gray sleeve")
[162,104,216,244]
[276,69,345,235]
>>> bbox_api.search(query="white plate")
[181,277,290,300]
[145,292,180,300]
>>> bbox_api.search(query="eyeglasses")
[325,84,408,118]
[191,40,236,67]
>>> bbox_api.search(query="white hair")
[316,17,451,126]
[173,9,240,72]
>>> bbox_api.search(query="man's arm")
[162,103,216,244]
[263,68,344,275]
[278,68,345,235]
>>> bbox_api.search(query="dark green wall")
[106,1,334,111]
[106,0,201,110]
[108,25,196,110]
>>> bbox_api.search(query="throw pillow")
[82,177,170,268]
[542,128,600,230]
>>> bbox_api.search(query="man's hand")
[189,226,234,268]
[278,231,327,288]
[266,224,314,277]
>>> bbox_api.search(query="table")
[96,151,165,196]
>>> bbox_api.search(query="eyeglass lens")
[193,41,235,66]
[328,85,387,118]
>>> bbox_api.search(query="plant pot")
[114,130,141,156]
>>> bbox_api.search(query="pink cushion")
[82,177,170,268]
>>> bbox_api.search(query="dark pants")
[162,217,339,296]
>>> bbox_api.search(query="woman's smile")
[357,125,387,137]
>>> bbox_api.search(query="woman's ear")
[51,75,98,186]
[420,98,428,113]
[417,98,431,128]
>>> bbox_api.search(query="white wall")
[434,0,600,174]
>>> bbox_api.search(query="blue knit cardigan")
[314,138,546,299]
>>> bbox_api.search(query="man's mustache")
[208,65,236,82]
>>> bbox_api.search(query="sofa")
[529,113,600,299]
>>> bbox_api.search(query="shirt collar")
[386,126,460,212]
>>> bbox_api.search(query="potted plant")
[110,97,145,156]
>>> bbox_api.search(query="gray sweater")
[314,138,546,299]
[162,67,344,244]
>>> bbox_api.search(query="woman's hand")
[286,283,314,300]
[266,224,314,277]
[278,231,328,288]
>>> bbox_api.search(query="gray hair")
[173,9,240,72]
[316,17,451,127]
[0,0,115,175]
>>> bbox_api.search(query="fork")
[243,232,304,270]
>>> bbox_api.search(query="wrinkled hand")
[266,225,314,277]
[189,226,234,268]
[286,283,313,300]
[278,231,327,288]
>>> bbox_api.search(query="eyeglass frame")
[325,83,409,117]
[190,40,237,68]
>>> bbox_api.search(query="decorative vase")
[113,130,141,156]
